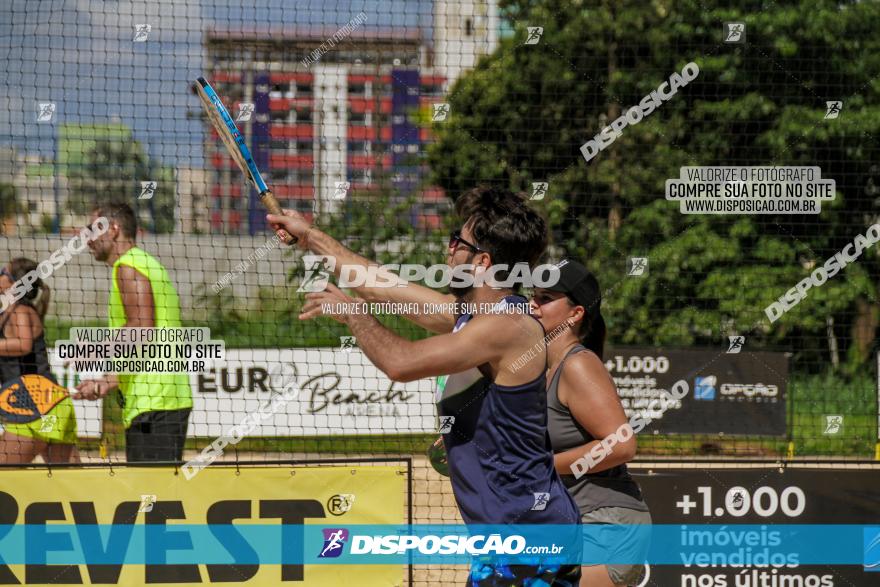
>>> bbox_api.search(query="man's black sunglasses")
[448,230,487,253]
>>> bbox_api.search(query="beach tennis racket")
[193,77,296,244]
[0,374,69,424]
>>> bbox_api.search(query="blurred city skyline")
[0,0,439,166]
[0,0,501,233]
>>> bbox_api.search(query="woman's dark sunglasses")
[448,230,486,253]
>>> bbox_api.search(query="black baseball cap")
[543,259,601,311]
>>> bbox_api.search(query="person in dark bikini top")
[0,257,80,463]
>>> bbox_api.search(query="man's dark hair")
[94,202,137,239]
[454,185,548,273]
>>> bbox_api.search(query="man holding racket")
[73,202,192,462]
[269,186,582,586]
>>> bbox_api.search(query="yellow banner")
[0,465,405,586]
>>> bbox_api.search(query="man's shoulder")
[467,309,545,352]
[116,246,156,264]
[114,247,169,275]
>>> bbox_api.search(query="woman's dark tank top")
[547,344,648,514]
[0,305,56,384]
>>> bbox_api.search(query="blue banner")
[391,68,420,203]
[1,524,877,566]
[249,71,271,234]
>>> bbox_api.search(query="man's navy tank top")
[435,295,580,525]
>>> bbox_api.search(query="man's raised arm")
[268,209,456,333]
[300,285,506,383]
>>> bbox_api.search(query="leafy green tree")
[428,0,880,373]
[67,139,177,233]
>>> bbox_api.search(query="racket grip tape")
[260,190,298,245]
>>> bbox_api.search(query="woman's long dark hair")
[564,268,606,358]
[8,257,51,320]
[577,309,606,358]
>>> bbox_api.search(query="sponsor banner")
[0,465,405,585]
[189,348,435,437]
[634,465,880,586]
[606,347,787,435]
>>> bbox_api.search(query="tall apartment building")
[203,1,498,235]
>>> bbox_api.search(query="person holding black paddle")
[0,257,80,464]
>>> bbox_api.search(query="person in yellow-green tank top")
[72,203,192,462]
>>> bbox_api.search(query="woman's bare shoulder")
[557,349,615,403]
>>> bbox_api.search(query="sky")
[0,0,434,167]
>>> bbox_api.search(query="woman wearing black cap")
[530,259,651,587]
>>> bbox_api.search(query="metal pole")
[53,127,60,233]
